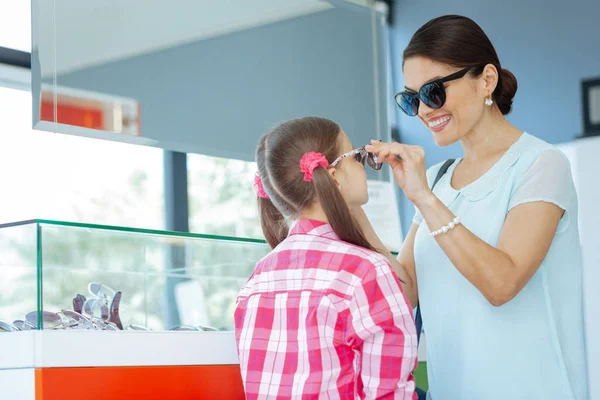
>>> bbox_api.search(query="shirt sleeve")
[412,206,424,226]
[413,162,445,226]
[508,149,575,233]
[346,256,417,399]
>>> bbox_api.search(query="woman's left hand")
[365,140,433,206]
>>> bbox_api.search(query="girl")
[235,117,418,399]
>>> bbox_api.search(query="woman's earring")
[485,97,493,106]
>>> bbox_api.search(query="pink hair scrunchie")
[300,152,329,182]
[253,173,269,199]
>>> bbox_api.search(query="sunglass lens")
[397,93,419,116]
[420,82,445,109]
[367,153,383,170]
[353,152,366,165]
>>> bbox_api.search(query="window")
[0,86,164,229]
[186,154,265,330]
[0,0,31,52]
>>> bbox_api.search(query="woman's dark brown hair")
[403,15,517,115]
[256,117,376,252]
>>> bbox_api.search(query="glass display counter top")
[0,219,269,333]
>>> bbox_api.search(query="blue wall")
[390,0,600,233]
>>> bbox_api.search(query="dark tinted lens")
[396,93,419,116]
[367,153,383,170]
[353,152,366,165]
[420,82,445,109]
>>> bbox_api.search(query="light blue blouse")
[413,133,589,400]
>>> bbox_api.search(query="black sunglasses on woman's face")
[394,66,476,117]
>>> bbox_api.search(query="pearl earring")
[485,97,493,106]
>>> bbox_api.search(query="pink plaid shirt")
[235,219,418,399]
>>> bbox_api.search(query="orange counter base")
[35,365,245,400]
[1,331,245,399]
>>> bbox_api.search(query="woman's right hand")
[365,140,434,207]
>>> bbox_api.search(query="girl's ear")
[328,167,341,188]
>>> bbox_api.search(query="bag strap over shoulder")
[415,158,455,344]
[432,159,456,190]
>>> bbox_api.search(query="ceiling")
[35,0,334,75]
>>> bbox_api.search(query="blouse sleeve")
[508,149,576,233]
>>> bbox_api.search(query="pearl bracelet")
[429,216,461,237]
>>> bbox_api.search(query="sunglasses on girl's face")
[394,66,475,117]
[331,146,383,170]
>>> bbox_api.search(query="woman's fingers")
[384,153,402,169]
[367,141,429,201]
[366,141,422,165]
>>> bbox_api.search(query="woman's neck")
[460,108,522,162]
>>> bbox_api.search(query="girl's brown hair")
[256,117,376,251]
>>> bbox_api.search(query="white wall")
[558,136,600,399]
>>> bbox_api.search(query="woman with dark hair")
[235,117,418,399]
[367,15,588,400]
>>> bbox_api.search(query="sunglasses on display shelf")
[0,320,19,332]
[23,309,120,331]
[169,325,219,332]
[13,320,36,330]
[1,281,223,332]
[124,325,221,332]
[125,324,152,331]
[0,282,124,332]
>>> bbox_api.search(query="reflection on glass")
[38,85,141,135]
[31,0,385,159]
[0,87,165,229]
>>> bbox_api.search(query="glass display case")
[0,219,269,333]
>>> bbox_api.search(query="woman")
[235,117,418,399]
[366,15,588,400]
